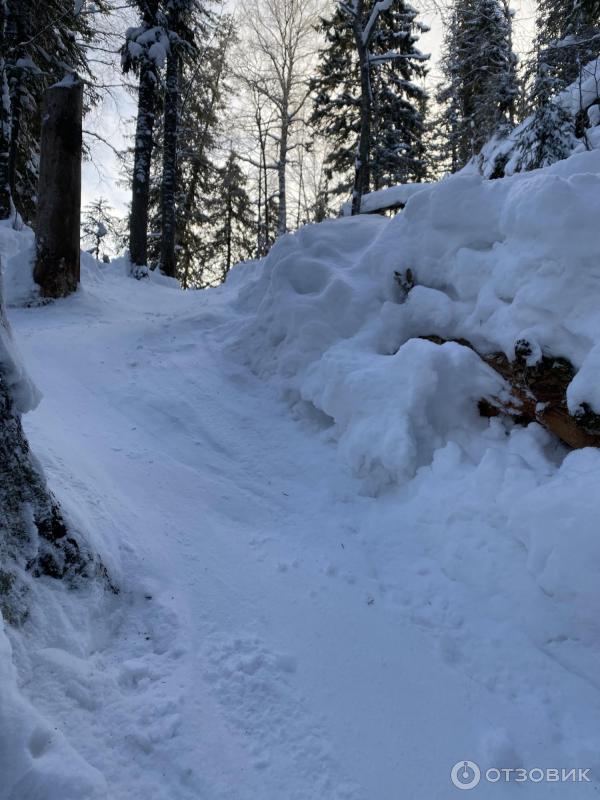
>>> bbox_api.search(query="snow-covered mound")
[5,149,600,799]
[227,148,600,489]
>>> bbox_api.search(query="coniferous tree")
[515,0,600,170]
[159,0,207,278]
[206,150,255,282]
[82,198,122,262]
[122,0,167,276]
[0,1,10,219]
[435,0,518,173]
[0,0,106,222]
[311,1,429,206]
[144,14,236,286]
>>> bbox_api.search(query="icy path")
[7,268,600,799]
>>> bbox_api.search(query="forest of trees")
[1,0,600,289]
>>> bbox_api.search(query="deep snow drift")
[3,148,600,799]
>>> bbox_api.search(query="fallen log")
[422,335,600,449]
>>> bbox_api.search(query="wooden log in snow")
[423,335,600,449]
[33,78,83,298]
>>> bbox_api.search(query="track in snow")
[7,266,600,800]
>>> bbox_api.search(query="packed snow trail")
[3,251,599,800]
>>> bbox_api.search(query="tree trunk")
[352,16,372,216]
[277,107,288,237]
[33,79,83,299]
[160,46,180,278]
[0,1,11,220]
[130,61,158,273]
[225,171,233,275]
[5,1,24,203]
[7,73,21,199]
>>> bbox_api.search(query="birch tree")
[237,0,318,238]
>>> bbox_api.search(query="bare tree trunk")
[0,0,11,220]
[33,79,83,299]
[225,169,233,275]
[261,126,270,250]
[160,46,180,278]
[277,108,288,237]
[352,15,371,216]
[6,0,24,202]
[130,60,158,273]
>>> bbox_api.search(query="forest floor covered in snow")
[4,150,600,799]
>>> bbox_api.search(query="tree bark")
[130,61,158,273]
[0,0,11,220]
[277,105,288,237]
[33,79,83,299]
[160,46,180,278]
[6,0,24,202]
[352,9,372,216]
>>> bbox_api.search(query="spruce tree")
[311,1,429,202]
[159,0,207,278]
[145,15,236,286]
[122,0,167,275]
[515,0,600,171]
[206,151,255,283]
[435,0,518,172]
[0,0,106,222]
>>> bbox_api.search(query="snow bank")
[227,151,600,489]
[0,617,107,800]
[0,222,40,413]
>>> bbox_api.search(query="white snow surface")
[4,149,600,798]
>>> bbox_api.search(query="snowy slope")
[3,149,600,799]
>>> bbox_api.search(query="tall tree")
[146,13,236,285]
[238,0,318,237]
[435,0,518,172]
[0,0,104,223]
[0,1,11,219]
[312,1,429,200]
[122,0,167,276]
[159,0,203,278]
[515,0,600,170]
[206,150,255,281]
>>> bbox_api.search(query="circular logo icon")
[451,761,481,790]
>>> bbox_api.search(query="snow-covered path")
[6,259,600,799]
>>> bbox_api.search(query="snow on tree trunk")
[6,0,25,202]
[160,46,180,279]
[130,61,158,274]
[0,0,11,220]
[33,78,83,299]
